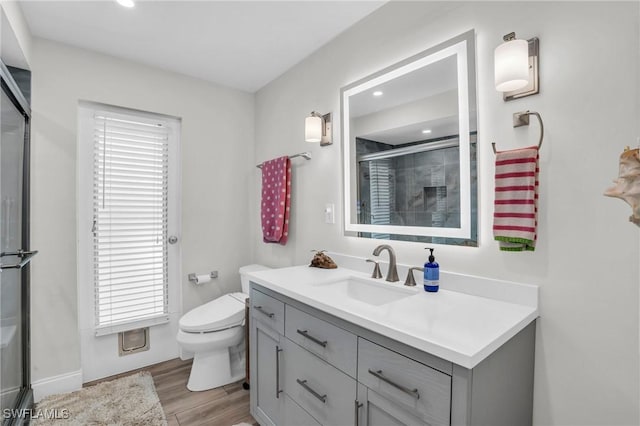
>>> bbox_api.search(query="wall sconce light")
[305,111,332,146]
[494,32,539,101]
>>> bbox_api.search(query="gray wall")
[253,2,640,425]
[29,38,255,382]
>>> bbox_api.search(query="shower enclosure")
[0,60,35,425]
[357,135,477,245]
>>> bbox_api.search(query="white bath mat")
[31,371,166,425]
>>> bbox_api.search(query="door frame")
[0,59,34,425]
[76,101,182,383]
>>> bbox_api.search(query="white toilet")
[177,264,270,391]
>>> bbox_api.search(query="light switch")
[324,203,335,224]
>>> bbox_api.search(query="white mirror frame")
[342,30,475,239]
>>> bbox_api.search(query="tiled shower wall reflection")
[394,146,460,228]
[357,137,477,245]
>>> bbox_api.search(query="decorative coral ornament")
[604,147,640,226]
[309,250,338,269]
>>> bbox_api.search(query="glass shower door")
[0,82,25,415]
[0,68,34,424]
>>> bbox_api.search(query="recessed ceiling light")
[117,0,135,8]
[373,91,383,97]
[422,129,432,134]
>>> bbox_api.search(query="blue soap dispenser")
[424,248,439,292]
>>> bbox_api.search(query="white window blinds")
[92,112,170,334]
[369,159,393,239]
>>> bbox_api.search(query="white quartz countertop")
[246,264,538,369]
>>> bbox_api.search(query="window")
[368,159,392,239]
[79,103,180,336]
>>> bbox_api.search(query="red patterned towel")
[493,146,539,251]
[261,157,291,245]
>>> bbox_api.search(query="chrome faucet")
[404,267,424,286]
[366,259,383,279]
[372,244,399,282]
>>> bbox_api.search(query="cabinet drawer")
[284,338,357,426]
[283,394,321,426]
[357,338,451,426]
[251,288,285,335]
[285,305,358,377]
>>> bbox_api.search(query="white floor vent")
[119,327,150,356]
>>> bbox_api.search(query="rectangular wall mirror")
[341,30,478,246]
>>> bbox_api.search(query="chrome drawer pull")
[368,369,420,399]
[354,400,363,425]
[275,346,283,398]
[254,305,275,318]
[296,329,327,348]
[296,379,327,403]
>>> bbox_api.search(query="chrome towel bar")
[256,151,312,169]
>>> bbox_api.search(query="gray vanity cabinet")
[250,289,323,426]
[283,337,356,424]
[250,284,536,426]
[251,312,284,426]
[356,383,428,426]
[284,305,358,376]
[357,338,451,426]
[281,393,321,426]
[250,289,287,426]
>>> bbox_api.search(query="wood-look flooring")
[84,358,258,426]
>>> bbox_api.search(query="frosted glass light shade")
[117,0,135,7]
[305,115,322,143]
[494,39,529,92]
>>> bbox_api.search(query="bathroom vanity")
[248,265,538,426]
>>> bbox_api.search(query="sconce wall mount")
[495,32,539,102]
[305,111,332,146]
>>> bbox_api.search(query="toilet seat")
[179,292,249,333]
[176,326,244,353]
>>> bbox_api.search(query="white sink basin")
[318,276,418,306]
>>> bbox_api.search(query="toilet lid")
[180,293,246,333]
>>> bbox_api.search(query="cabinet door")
[251,319,284,426]
[357,384,428,426]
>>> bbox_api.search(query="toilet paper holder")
[188,271,218,283]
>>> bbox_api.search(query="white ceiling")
[349,55,458,118]
[359,116,460,146]
[19,0,386,92]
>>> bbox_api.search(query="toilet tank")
[238,264,270,294]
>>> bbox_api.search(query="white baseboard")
[32,370,83,402]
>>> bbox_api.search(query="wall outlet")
[325,203,335,224]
